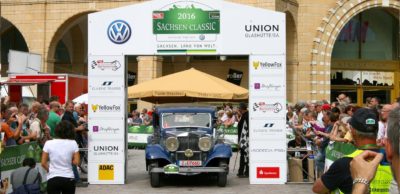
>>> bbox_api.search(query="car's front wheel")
[217,160,228,187]
[149,161,161,187]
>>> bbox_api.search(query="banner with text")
[0,142,47,194]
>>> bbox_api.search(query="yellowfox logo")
[92,104,99,112]
[253,61,260,70]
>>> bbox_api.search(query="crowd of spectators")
[287,95,399,172]
[0,96,89,193]
[127,108,153,126]
[286,94,400,194]
[0,96,88,149]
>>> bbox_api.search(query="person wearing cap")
[321,104,331,111]
[350,106,400,194]
[312,108,392,194]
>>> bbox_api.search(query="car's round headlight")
[198,137,212,152]
[165,137,179,152]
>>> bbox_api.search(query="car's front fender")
[204,143,232,165]
[145,144,172,163]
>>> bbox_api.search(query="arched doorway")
[1,18,29,76]
[48,12,92,75]
[330,8,399,105]
[311,0,400,104]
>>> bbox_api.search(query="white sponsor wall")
[249,55,287,184]
[88,55,126,184]
[88,0,285,184]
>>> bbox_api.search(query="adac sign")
[153,2,220,34]
[98,164,114,180]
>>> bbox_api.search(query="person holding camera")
[312,108,392,194]
[0,104,25,146]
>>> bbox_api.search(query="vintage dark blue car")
[145,104,232,187]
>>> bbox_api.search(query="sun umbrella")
[128,68,248,103]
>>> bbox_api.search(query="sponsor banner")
[88,141,125,162]
[127,133,149,145]
[250,119,286,139]
[249,99,286,117]
[249,55,285,76]
[127,71,137,86]
[88,162,124,184]
[219,125,239,149]
[250,162,287,184]
[0,142,47,194]
[250,140,286,162]
[153,4,220,34]
[89,117,125,139]
[127,125,154,145]
[249,54,286,184]
[87,55,126,184]
[127,125,239,149]
[226,69,243,86]
[89,77,125,96]
[250,76,285,96]
[89,98,124,116]
[324,141,357,172]
[108,20,132,44]
[88,55,124,76]
[153,1,220,53]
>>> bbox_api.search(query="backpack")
[12,168,41,194]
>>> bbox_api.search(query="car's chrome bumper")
[150,167,226,173]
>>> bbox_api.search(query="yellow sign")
[98,164,114,180]
[92,104,99,112]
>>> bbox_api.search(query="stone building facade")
[1,0,399,105]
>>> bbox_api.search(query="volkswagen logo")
[107,20,131,44]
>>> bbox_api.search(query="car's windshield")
[161,113,211,128]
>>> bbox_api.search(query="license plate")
[178,160,202,167]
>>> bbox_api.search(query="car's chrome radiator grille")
[177,136,199,151]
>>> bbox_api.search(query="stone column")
[136,56,163,111]
[45,58,55,73]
